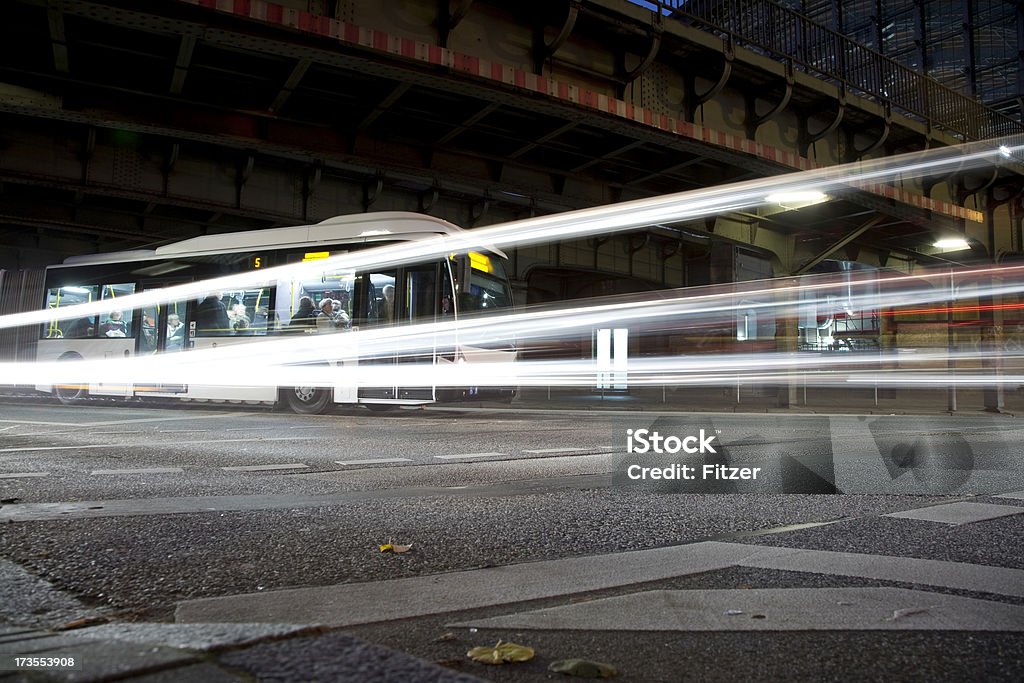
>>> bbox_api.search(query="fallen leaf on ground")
[378,539,413,553]
[466,640,535,665]
[53,616,109,631]
[548,658,618,678]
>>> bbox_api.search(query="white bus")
[36,212,516,413]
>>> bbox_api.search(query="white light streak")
[933,238,970,249]
[4,261,1024,393]
[2,136,1022,331]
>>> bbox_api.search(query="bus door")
[356,265,440,403]
[356,269,399,401]
[135,286,190,395]
[89,282,136,397]
[397,264,439,401]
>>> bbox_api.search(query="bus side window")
[99,283,136,338]
[42,285,98,339]
[404,266,437,323]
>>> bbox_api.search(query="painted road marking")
[222,464,309,472]
[995,490,1024,500]
[523,447,592,454]
[434,452,507,460]
[335,458,412,465]
[0,472,49,479]
[174,541,1024,627]
[451,588,1024,632]
[0,436,318,455]
[0,413,257,428]
[885,501,1024,525]
[0,444,112,453]
[91,468,184,475]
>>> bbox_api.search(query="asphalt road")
[1,399,1023,681]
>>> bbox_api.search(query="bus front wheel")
[55,353,87,405]
[284,386,332,414]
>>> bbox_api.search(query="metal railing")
[627,0,1022,141]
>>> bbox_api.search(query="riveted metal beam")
[437,0,474,48]
[533,0,580,74]
[745,63,794,140]
[684,35,733,122]
[170,34,197,95]
[798,93,846,157]
[791,215,889,275]
[47,6,69,73]
[436,101,501,145]
[269,58,312,114]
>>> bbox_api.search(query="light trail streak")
[1,136,1021,331]
[6,263,1024,390]
[16,268,1020,386]
[6,352,1022,390]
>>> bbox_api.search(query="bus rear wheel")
[284,386,331,414]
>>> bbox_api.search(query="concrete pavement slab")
[124,663,244,682]
[175,542,758,625]
[215,630,485,683]
[0,640,197,683]
[723,541,1024,597]
[69,623,319,651]
[995,490,1024,500]
[884,501,1024,525]
[450,588,1024,631]
[176,540,1024,626]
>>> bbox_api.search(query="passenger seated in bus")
[141,314,158,352]
[100,310,128,338]
[252,304,269,332]
[166,314,185,351]
[336,290,351,317]
[196,292,230,335]
[381,284,396,322]
[440,295,453,317]
[66,317,95,338]
[316,299,339,333]
[290,296,316,329]
[330,299,351,328]
[231,302,250,334]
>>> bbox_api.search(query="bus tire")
[55,353,87,405]
[284,386,332,414]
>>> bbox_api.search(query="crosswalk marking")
[0,472,49,479]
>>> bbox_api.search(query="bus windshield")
[457,251,513,313]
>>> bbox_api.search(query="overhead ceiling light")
[764,190,829,206]
[933,238,970,250]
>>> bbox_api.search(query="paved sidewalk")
[0,624,484,682]
[3,493,1022,682]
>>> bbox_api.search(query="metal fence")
[628,0,1022,141]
